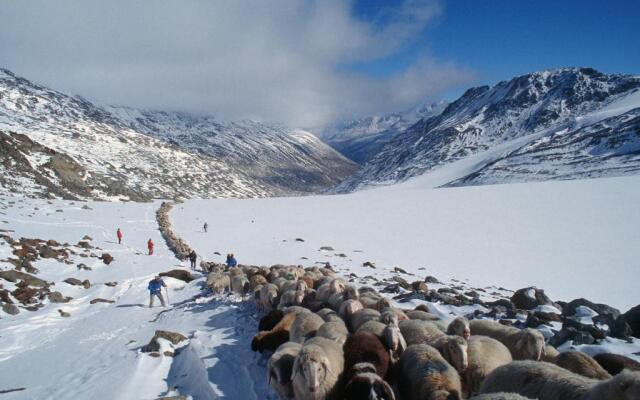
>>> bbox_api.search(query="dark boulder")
[593,353,640,375]
[2,303,20,315]
[0,270,48,287]
[621,305,640,338]
[100,253,114,265]
[511,287,556,310]
[48,291,72,303]
[90,298,115,304]
[563,298,620,319]
[141,330,188,352]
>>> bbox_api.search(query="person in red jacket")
[116,228,123,244]
[147,238,154,255]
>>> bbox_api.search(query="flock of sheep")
[205,263,640,400]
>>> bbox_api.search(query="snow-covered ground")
[0,198,271,400]
[173,172,640,312]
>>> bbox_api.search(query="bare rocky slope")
[0,68,357,200]
[334,68,640,192]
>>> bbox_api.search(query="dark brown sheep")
[344,331,391,379]
[593,353,640,376]
[555,351,611,380]
[259,309,284,331]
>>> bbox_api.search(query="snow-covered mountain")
[334,68,640,192]
[0,68,357,200]
[321,101,447,164]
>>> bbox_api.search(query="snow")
[174,174,640,312]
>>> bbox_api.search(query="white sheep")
[431,335,469,373]
[398,344,463,400]
[290,312,325,343]
[316,320,349,345]
[292,337,345,400]
[447,316,471,339]
[398,319,444,346]
[480,360,640,400]
[316,308,343,323]
[339,299,364,321]
[463,335,513,397]
[259,283,279,313]
[277,289,305,310]
[207,272,231,295]
[349,308,381,333]
[268,341,302,399]
[469,319,545,361]
[231,274,250,297]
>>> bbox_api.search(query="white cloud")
[0,0,473,127]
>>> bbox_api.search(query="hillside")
[0,69,357,201]
[334,68,640,192]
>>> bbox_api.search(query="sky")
[0,0,638,128]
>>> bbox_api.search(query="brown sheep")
[252,311,299,353]
[542,344,560,362]
[259,309,284,331]
[555,351,611,380]
[344,331,391,379]
[593,353,640,375]
[480,360,640,400]
[469,319,544,361]
[398,344,463,400]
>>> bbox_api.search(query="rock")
[12,287,41,304]
[58,309,71,317]
[0,289,12,303]
[411,281,429,294]
[46,239,60,246]
[0,270,48,287]
[156,396,187,400]
[511,287,555,310]
[48,291,72,303]
[563,317,607,340]
[104,282,118,287]
[163,351,174,357]
[593,313,633,340]
[391,276,411,290]
[90,298,115,304]
[148,352,161,358]
[64,277,83,286]
[100,253,114,265]
[81,205,92,210]
[77,241,92,249]
[362,261,376,269]
[77,263,91,271]
[82,235,93,241]
[141,330,188,353]
[319,246,334,251]
[82,280,91,289]
[622,305,640,339]
[394,267,408,274]
[39,246,68,259]
[159,269,194,283]
[2,303,20,315]
[295,238,305,242]
[487,298,516,311]
[563,298,620,319]
[424,276,440,284]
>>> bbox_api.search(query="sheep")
[252,311,299,353]
[328,285,359,311]
[292,336,345,400]
[447,316,471,340]
[555,351,612,380]
[462,335,513,397]
[344,363,396,400]
[231,274,250,297]
[542,344,560,362]
[469,394,533,400]
[593,353,640,375]
[268,341,302,400]
[316,278,346,303]
[250,274,268,291]
[290,312,325,343]
[356,320,387,337]
[359,292,383,309]
[316,320,349,345]
[479,360,640,400]
[301,289,325,312]
[259,309,284,331]
[259,283,279,312]
[207,272,231,295]
[469,319,545,361]
[349,308,381,333]
[380,308,408,324]
[398,319,444,346]
[431,335,469,373]
[344,331,391,379]
[406,309,441,321]
[339,299,364,321]
[316,308,344,323]
[356,320,407,361]
[398,344,463,400]
[278,289,305,310]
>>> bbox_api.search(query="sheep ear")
[381,381,396,400]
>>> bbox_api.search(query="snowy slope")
[0,68,357,200]
[335,68,640,191]
[321,101,447,164]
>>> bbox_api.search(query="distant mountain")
[0,68,357,200]
[321,101,447,164]
[334,68,640,192]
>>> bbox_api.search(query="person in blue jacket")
[148,275,167,308]
[226,253,237,268]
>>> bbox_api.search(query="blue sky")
[352,0,640,92]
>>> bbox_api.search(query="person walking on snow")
[147,238,154,255]
[188,249,197,269]
[148,275,166,307]
[116,228,123,244]
[226,253,237,268]
[203,222,208,233]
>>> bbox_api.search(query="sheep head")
[296,352,332,394]
[515,328,545,361]
[446,317,470,340]
[380,310,399,327]
[382,324,406,358]
[344,372,396,400]
[442,336,468,372]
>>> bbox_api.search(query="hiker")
[116,228,123,244]
[226,253,237,268]
[147,238,154,255]
[203,222,208,233]
[188,249,197,269]
[148,275,166,307]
